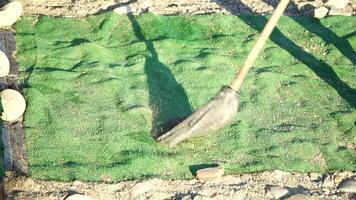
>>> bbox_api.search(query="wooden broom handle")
[229,0,290,91]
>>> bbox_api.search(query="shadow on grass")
[292,17,356,65]
[213,0,356,108]
[127,13,193,138]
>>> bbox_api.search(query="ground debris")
[6,171,356,200]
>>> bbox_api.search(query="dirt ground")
[2,0,356,199]
[5,171,356,199]
[16,0,356,17]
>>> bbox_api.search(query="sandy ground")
[17,0,356,17]
[1,0,355,199]
[5,171,356,199]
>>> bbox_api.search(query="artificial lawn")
[16,13,356,181]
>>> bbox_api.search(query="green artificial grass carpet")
[16,13,356,181]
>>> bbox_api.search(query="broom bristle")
[157,86,239,146]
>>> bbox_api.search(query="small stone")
[65,194,93,200]
[314,6,329,18]
[334,175,343,184]
[1,89,26,122]
[338,179,356,193]
[326,0,350,9]
[266,186,289,199]
[195,166,224,182]
[0,1,23,27]
[328,7,353,16]
[0,51,10,77]
[113,6,136,15]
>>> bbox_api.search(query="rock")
[328,7,353,16]
[326,0,350,9]
[314,6,329,18]
[0,1,23,27]
[266,186,289,199]
[1,89,26,122]
[333,174,343,184]
[195,166,224,182]
[338,179,356,193]
[0,50,10,77]
[65,194,93,200]
[113,5,136,15]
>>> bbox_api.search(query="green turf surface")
[16,13,356,181]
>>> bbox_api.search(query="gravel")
[16,0,356,17]
[6,171,356,199]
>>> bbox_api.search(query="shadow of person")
[213,0,356,108]
[127,13,193,138]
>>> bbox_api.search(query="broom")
[157,0,291,146]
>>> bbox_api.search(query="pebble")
[333,174,343,184]
[195,166,224,182]
[1,89,26,122]
[0,1,23,27]
[0,50,10,77]
[65,194,93,200]
[113,5,136,15]
[325,0,350,9]
[338,179,356,193]
[266,186,289,199]
[314,6,329,18]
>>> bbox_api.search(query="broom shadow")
[127,13,193,138]
[213,0,356,108]
[272,1,356,66]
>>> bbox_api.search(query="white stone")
[1,89,26,122]
[326,0,350,9]
[266,186,289,199]
[0,50,10,77]
[113,6,135,15]
[314,6,329,18]
[196,166,224,182]
[65,194,93,200]
[338,179,356,193]
[0,1,23,27]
